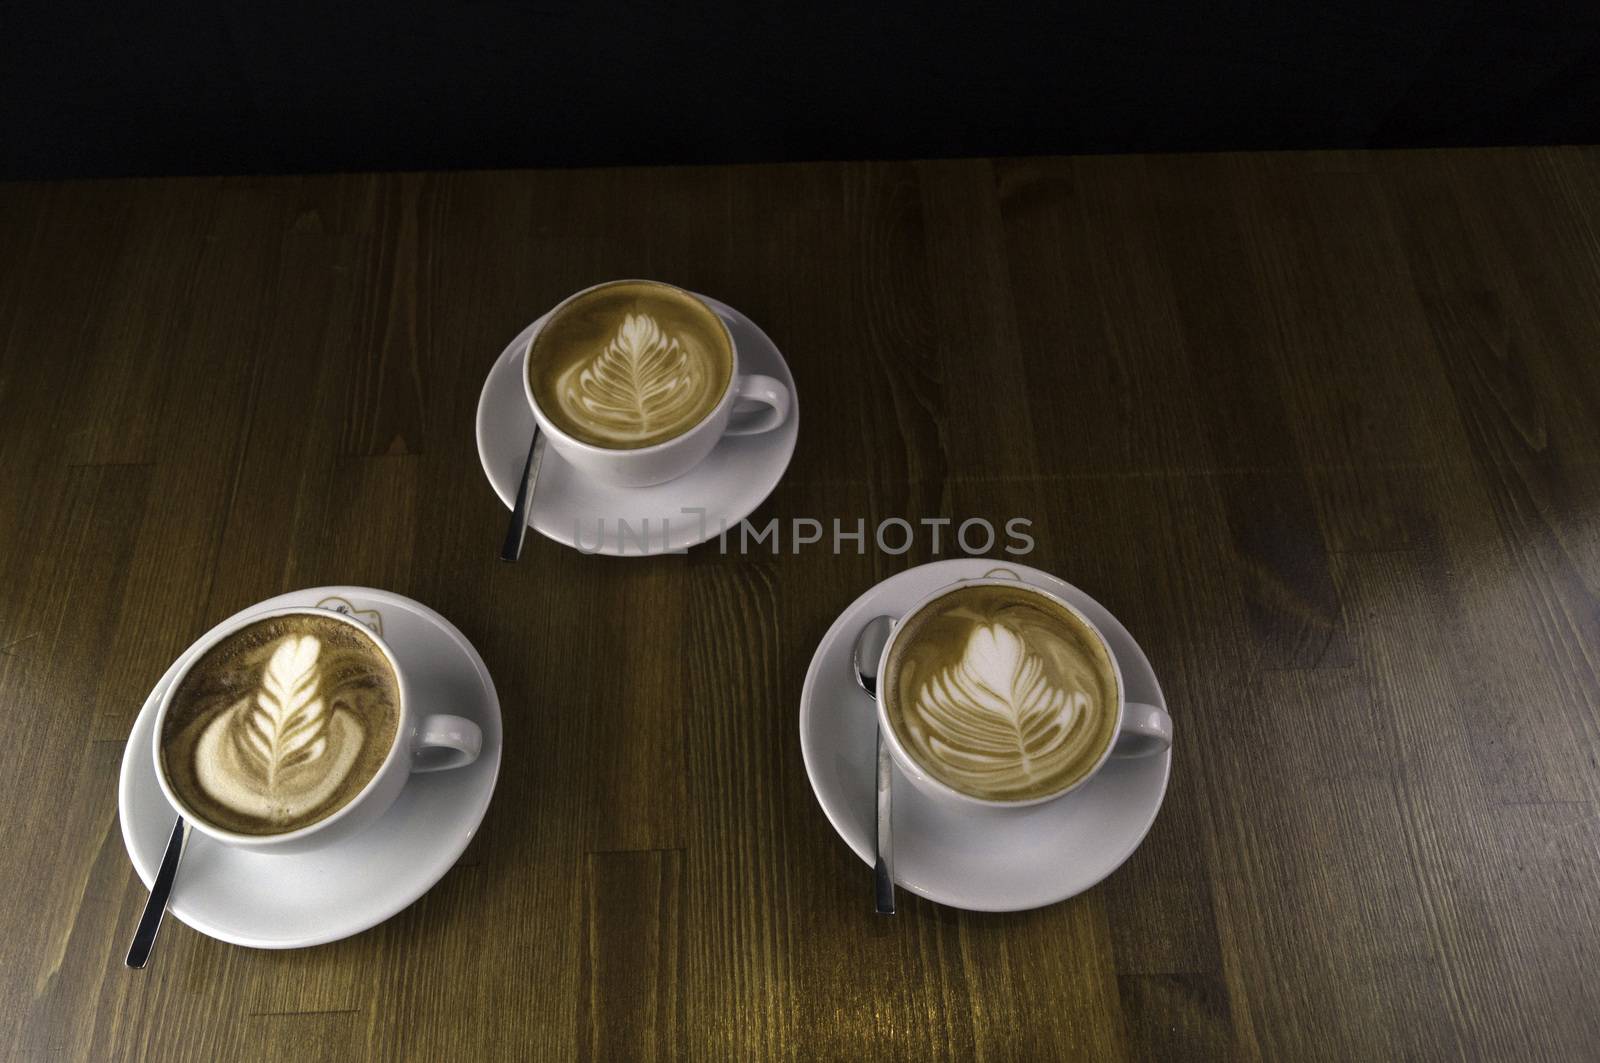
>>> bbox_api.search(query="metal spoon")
[499,426,546,562]
[126,816,188,968]
[853,615,896,915]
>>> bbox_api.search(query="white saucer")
[118,587,502,949]
[799,559,1172,912]
[475,293,800,556]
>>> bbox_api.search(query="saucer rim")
[473,292,800,557]
[798,558,1172,912]
[117,586,503,950]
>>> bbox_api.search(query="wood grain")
[2,147,1598,1060]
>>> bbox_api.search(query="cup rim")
[520,278,738,457]
[150,605,410,846]
[874,576,1127,809]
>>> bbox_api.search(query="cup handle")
[412,714,483,773]
[1112,702,1173,758]
[725,374,790,436]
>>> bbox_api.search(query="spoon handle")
[874,730,896,914]
[499,428,546,562]
[126,816,187,969]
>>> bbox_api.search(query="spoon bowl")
[854,615,892,696]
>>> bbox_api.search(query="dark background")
[3,1,1599,180]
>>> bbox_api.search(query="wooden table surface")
[2,147,1598,1061]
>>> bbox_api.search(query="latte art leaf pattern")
[911,624,1089,792]
[559,313,707,442]
[232,635,329,786]
[192,630,369,828]
[163,613,397,834]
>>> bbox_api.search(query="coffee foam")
[527,282,732,449]
[884,584,1119,801]
[160,614,400,835]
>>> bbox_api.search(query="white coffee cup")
[521,279,791,487]
[152,606,482,855]
[875,576,1173,809]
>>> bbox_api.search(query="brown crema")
[883,583,1120,801]
[160,614,400,835]
[526,281,733,449]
